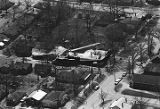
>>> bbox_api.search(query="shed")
[28,90,47,101]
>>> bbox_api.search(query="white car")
[114,78,122,85]
[122,73,127,77]
[20,96,27,102]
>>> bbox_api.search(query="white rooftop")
[0,42,4,46]
[32,48,46,56]
[28,90,47,101]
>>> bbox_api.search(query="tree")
[2,47,12,57]
[105,23,128,44]
[54,0,74,26]
[24,0,32,11]
[106,0,119,19]
[105,23,128,65]
[12,5,17,21]
[137,43,148,68]
[14,38,32,63]
[99,89,107,108]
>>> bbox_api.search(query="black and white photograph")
[0,0,160,109]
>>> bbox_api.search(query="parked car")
[93,85,100,90]
[122,72,127,77]
[114,78,122,85]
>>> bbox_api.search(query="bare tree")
[24,0,32,11]
[131,52,136,74]
[12,5,18,21]
[99,89,107,107]
[107,0,119,20]
[137,43,147,68]
[127,56,132,79]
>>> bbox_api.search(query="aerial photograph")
[0,0,160,109]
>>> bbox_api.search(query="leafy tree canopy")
[105,23,128,42]
[14,40,32,57]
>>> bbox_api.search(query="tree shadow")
[99,99,112,107]
[121,89,157,99]
[114,83,123,92]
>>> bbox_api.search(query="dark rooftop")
[132,74,160,85]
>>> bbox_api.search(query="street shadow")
[99,99,112,107]
[121,89,157,99]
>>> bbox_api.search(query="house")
[56,67,94,85]
[25,90,47,106]
[109,97,132,109]
[130,74,160,92]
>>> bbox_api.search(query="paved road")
[65,2,147,18]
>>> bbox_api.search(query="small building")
[130,74,160,92]
[25,90,47,106]
[6,91,26,106]
[109,97,132,109]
